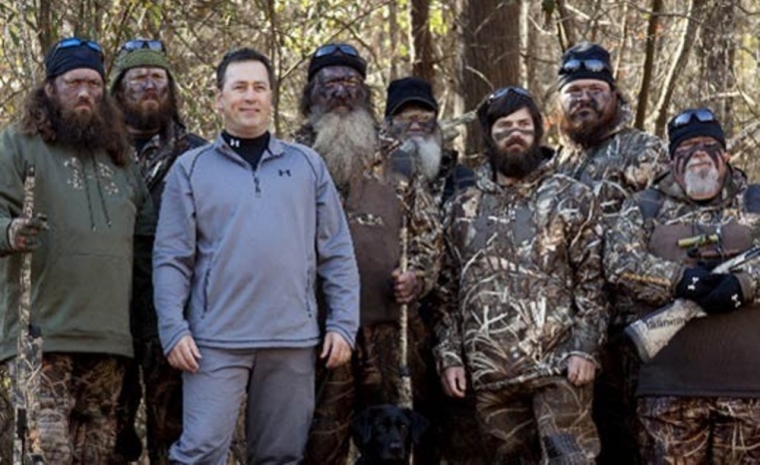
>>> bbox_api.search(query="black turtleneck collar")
[222,130,270,170]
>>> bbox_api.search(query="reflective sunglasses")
[120,39,166,53]
[487,86,532,104]
[313,43,361,58]
[670,108,718,128]
[52,37,103,58]
[560,58,611,74]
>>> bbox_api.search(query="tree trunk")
[555,0,578,51]
[698,0,735,134]
[652,0,708,137]
[635,0,664,130]
[457,0,521,156]
[410,0,434,82]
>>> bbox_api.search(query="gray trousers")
[169,346,315,465]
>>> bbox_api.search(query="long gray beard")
[310,108,377,187]
[407,135,442,182]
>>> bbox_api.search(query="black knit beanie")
[45,37,105,80]
[307,43,367,81]
[384,77,438,117]
[557,42,615,90]
[667,108,726,157]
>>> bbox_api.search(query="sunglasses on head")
[52,37,103,58]
[313,43,361,59]
[560,58,610,74]
[487,86,532,105]
[670,108,718,128]
[120,39,166,53]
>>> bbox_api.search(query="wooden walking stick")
[12,166,45,464]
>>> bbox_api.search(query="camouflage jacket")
[293,124,442,312]
[131,121,206,342]
[555,110,668,223]
[604,169,760,322]
[433,160,607,392]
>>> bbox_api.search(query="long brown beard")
[19,84,130,166]
[116,85,178,134]
[488,142,544,180]
[559,99,622,149]
[310,108,377,187]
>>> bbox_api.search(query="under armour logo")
[229,138,240,147]
[279,169,291,177]
[732,293,742,308]
[687,277,699,291]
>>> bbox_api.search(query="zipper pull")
[254,176,261,197]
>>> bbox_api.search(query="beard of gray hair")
[409,135,442,182]
[683,165,722,200]
[310,108,377,187]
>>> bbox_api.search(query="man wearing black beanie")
[605,108,760,463]
[0,37,155,462]
[295,46,442,465]
[554,41,669,465]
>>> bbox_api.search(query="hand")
[440,366,467,398]
[321,331,352,369]
[700,274,744,314]
[674,266,726,301]
[167,334,202,373]
[7,213,48,252]
[566,356,596,386]
[392,268,420,304]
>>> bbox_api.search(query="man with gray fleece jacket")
[153,48,360,464]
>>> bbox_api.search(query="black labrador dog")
[351,404,429,464]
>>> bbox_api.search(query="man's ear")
[404,409,428,444]
[351,408,375,445]
[44,81,54,98]
[214,88,224,114]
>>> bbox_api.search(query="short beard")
[559,98,622,149]
[488,143,544,180]
[683,166,722,200]
[409,134,442,182]
[310,108,377,187]
[116,86,178,134]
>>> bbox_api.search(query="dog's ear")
[403,409,429,444]
[351,408,375,445]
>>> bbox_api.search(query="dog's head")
[351,404,429,463]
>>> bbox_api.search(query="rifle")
[12,167,45,464]
[625,245,760,363]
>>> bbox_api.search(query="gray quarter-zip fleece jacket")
[153,134,359,354]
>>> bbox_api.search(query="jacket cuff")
[433,344,464,375]
[325,324,356,350]
[736,271,756,304]
[0,218,13,257]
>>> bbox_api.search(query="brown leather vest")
[344,175,403,325]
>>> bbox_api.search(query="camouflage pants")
[476,377,599,464]
[593,326,646,465]
[304,314,441,465]
[639,396,760,464]
[111,337,182,464]
[0,364,12,461]
[23,353,125,464]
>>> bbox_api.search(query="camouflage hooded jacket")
[555,107,668,223]
[294,124,442,315]
[604,168,760,320]
[433,161,607,392]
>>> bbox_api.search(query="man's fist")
[7,213,48,252]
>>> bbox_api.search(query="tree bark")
[652,0,708,137]
[457,0,521,154]
[698,0,735,133]
[410,0,434,82]
[635,0,664,130]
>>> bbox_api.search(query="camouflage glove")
[6,213,48,252]
[700,274,744,314]
[674,266,727,301]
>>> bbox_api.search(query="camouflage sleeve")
[406,175,443,297]
[431,193,467,373]
[622,132,669,192]
[603,196,683,307]
[563,185,608,360]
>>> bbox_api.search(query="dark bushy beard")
[116,86,177,133]
[47,90,127,156]
[488,142,545,180]
[559,98,622,149]
[310,107,377,187]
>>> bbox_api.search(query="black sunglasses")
[670,108,718,128]
[487,86,532,104]
[313,43,361,59]
[120,39,166,53]
[52,37,103,58]
[560,58,610,74]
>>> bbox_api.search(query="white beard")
[408,135,442,182]
[310,108,377,187]
[683,164,722,200]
